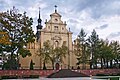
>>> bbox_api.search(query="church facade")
[19,7,88,69]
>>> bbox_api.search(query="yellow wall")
[19,10,89,69]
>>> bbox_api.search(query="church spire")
[54,5,57,13]
[36,7,42,29]
[37,7,42,24]
[36,7,43,41]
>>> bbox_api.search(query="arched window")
[55,40,59,47]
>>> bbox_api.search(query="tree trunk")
[103,58,106,68]
[110,60,113,68]
[116,59,118,68]
[90,60,92,69]
[95,62,97,69]
[94,58,97,69]
[106,59,109,68]
[52,61,54,70]
[101,58,103,69]
[10,51,14,70]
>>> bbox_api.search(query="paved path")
[47,69,89,78]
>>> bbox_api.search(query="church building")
[19,6,82,69]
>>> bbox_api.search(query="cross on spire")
[54,5,57,13]
[39,7,41,19]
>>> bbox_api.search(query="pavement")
[47,69,89,78]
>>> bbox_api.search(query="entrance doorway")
[55,63,59,70]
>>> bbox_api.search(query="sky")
[0,0,120,41]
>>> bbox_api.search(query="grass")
[110,77,119,80]
[93,74,120,80]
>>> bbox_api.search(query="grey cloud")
[68,0,120,19]
[1,0,120,19]
[67,24,79,36]
[107,32,120,38]
[96,24,108,29]
[91,0,120,19]
[67,19,80,35]
[76,0,104,10]
[68,19,79,24]
[0,0,9,10]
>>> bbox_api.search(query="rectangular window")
[54,26,58,31]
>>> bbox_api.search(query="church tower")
[36,8,43,41]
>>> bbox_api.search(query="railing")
[72,69,120,76]
[0,69,120,77]
[0,69,59,77]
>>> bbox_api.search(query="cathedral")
[19,6,89,69]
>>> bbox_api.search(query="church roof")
[50,12,61,17]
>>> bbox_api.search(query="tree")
[0,31,11,59]
[53,44,68,69]
[88,29,100,69]
[37,40,68,69]
[37,40,51,69]
[2,54,18,70]
[74,38,82,58]
[48,46,56,69]
[110,41,120,68]
[0,7,35,69]
[75,28,89,69]
[98,39,113,68]
[0,31,11,45]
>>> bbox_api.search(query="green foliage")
[37,40,52,69]
[110,41,120,61]
[88,29,100,68]
[54,45,68,62]
[2,57,18,70]
[0,7,35,57]
[75,28,120,69]
[74,28,90,69]
[0,7,35,69]
[37,40,68,69]
[110,77,119,80]
[18,48,31,58]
